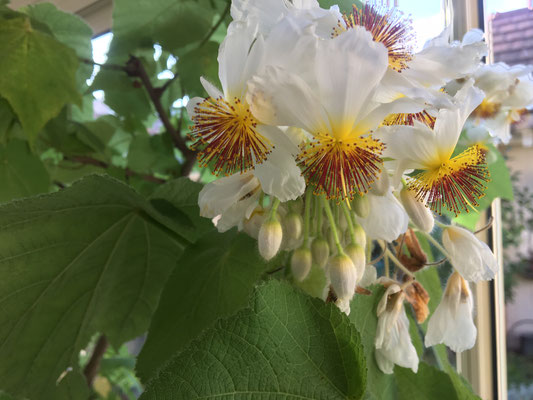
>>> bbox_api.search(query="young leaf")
[0,175,191,399]
[141,281,367,400]
[136,229,268,383]
[395,362,460,400]
[0,139,50,202]
[22,3,94,87]
[0,17,80,142]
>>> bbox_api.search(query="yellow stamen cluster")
[189,97,272,175]
[297,133,384,201]
[471,99,501,119]
[407,145,490,216]
[334,4,415,72]
[382,110,436,128]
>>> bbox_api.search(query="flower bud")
[344,243,365,281]
[291,247,312,282]
[327,254,357,301]
[400,188,434,233]
[311,237,329,268]
[353,195,370,218]
[284,212,303,242]
[258,217,283,260]
[359,264,377,288]
[353,223,366,248]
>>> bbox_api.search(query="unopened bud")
[400,188,434,233]
[339,213,348,231]
[353,223,366,248]
[258,217,283,260]
[369,169,390,196]
[284,212,303,241]
[291,247,312,282]
[311,237,329,268]
[344,243,365,281]
[353,195,370,218]
[327,254,357,301]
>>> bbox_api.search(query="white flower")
[375,284,419,374]
[187,19,304,201]
[356,190,408,242]
[425,272,477,352]
[327,254,357,314]
[399,187,434,233]
[375,81,486,216]
[199,172,260,232]
[467,63,533,143]
[231,0,341,38]
[248,26,421,201]
[442,225,498,282]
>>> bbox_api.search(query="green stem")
[341,201,356,244]
[379,242,415,278]
[321,197,344,255]
[316,196,324,238]
[303,190,312,247]
[269,198,280,220]
[385,253,390,278]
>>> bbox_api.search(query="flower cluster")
[190,0,533,375]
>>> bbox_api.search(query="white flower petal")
[200,77,223,99]
[357,191,408,242]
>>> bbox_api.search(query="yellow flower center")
[381,110,436,128]
[189,97,272,175]
[407,145,490,216]
[471,99,501,119]
[334,4,415,72]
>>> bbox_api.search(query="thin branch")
[424,257,447,266]
[83,334,109,387]
[198,0,231,48]
[79,57,127,72]
[475,216,494,234]
[125,56,196,176]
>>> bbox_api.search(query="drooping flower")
[442,225,498,282]
[467,63,533,143]
[425,272,477,352]
[375,283,419,374]
[248,26,422,201]
[327,253,357,315]
[376,81,488,216]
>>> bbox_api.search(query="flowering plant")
[0,0,529,399]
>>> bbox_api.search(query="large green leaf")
[127,133,178,174]
[136,229,268,383]
[396,362,459,400]
[0,174,191,399]
[349,286,396,399]
[0,17,80,142]
[141,280,367,400]
[111,0,215,55]
[23,3,93,87]
[0,139,50,203]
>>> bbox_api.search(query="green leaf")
[22,3,94,87]
[0,17,80,142]
[127,133,177,174]
[453,145,513,230]
[395,362,459,400]
[0,98,16,144]
[149,177,213,241]
[178,41,219,97]
[295,262,328,298]
[0,174,190,399]
[111,0,215,55]
[141,280,367,400]
[136,229,268,383]
[0,139,50,202]
[349,286,396,399]
[91,68,152,121]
